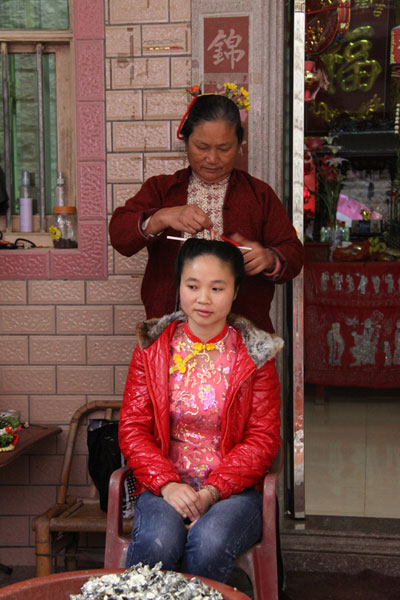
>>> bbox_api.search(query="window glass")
[304,1,400,238]
[0,59,5,219]
[0,1,69,30]
[4,53,57,216]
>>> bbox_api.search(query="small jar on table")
[50,206,78,248]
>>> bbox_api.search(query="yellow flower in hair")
[225,82,238,90]
[240,86,250,98]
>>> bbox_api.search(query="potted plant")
[305,136,347,229]
[0,410,21,452]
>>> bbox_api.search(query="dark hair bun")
[180,95,244,144]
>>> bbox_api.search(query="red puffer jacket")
[119,312,283,500]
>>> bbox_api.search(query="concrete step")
[281,515,400,576]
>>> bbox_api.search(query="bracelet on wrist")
[265,248,277,272]
[202,484,220,504]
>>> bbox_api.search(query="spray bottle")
[54,171,65,206]
[19,170,32,232]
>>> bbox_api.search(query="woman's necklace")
[169,321,229,375]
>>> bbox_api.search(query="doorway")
[288,0,400,521]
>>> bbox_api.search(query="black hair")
[175,238,245,291]
[179,95,244,144]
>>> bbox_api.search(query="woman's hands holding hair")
[146,206,212,236]
[145,212,278,276]
[229,232,277,275]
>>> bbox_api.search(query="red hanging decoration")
[304,1,351,103]
[306,0,351,58]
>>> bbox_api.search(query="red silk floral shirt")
[168,321,238,490]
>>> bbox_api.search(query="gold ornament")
[169,342,216,374]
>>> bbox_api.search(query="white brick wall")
[0,0,192,567]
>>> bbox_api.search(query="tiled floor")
[305,385,400,518]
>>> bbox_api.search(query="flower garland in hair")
[176,83,251,140]
[222,82,251,111]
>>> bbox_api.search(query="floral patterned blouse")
[168,320,238,490]
[184,172,229,240]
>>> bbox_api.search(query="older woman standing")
[109,91,303,333]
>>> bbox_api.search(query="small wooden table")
[0,424,62,574]
[0,424,61,469]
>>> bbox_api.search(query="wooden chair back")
[33,400,126,577]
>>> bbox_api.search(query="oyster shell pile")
[70,562,224,600]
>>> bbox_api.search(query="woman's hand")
[229,233,276,276]
[185,488,216,529]
[160,481,203,521]
[147,206,212,236]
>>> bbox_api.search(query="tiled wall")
[0,0,191,567]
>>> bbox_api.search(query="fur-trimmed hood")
[136,311,284,369]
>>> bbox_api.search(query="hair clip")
[167,235,252,251]
[221,234,251,250]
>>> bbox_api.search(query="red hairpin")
[176,96,198,140]
[221,234,240,247]
[176,85,203,140]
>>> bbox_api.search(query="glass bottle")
[50,206,78,248]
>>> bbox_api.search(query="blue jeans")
[126,488,263,583]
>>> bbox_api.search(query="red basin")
[0,568,250,600]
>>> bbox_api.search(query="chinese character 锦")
[207,28,245,70]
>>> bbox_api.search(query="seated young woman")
[118,238,283,583]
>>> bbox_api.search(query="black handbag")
[87,419,135,513]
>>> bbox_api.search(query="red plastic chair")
[105,446,283,600]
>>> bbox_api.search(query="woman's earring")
[239,146,243,156]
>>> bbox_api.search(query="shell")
[69,562,224,600]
